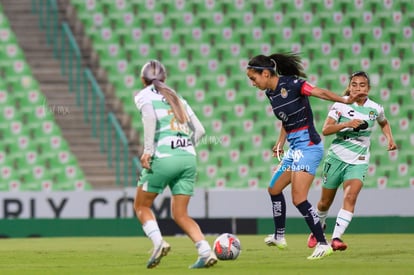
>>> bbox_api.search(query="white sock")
[332,208,353,239]
[317,209,328,228]
[195,240,211,257]
[142,220,163,247]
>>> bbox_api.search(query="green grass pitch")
[0,234,413,274]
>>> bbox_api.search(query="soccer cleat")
[189,252,218,269]
[307,224,326,248]
[147,240,171,269]
[307,243,333,260]
[331,238,348,251]
[307,233,317,248]
[264,234,288,250]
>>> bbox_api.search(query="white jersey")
[134,85,196,158]
[326,97,386,164]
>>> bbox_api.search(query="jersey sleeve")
[134,90,151,111]
[182,98,195,117]
[300,81,315,96]
[376,104,386,123]
[327,102,342,121]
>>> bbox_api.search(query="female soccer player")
[307,71,397,251]
[133,60,217,269]
[246,53,362,260]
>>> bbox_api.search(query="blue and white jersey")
[265,75,321,145]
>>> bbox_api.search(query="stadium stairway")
[0,0,126,189]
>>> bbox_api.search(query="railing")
[33,0,60,57]
[61,23,82,103]
[107,112,129,187]
[32,0,135,187]
[83,69,106,152]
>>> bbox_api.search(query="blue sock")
[296,200,327,245]
[270,193,286,240]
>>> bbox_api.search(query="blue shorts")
[282,141,323,175]
[269,162,290,188]
[271,127,323,182]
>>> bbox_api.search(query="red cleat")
[331,238,347,251]
[307,233,317,248]
[307,224,326,248]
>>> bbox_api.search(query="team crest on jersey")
[368,111,377,120]
[280,88,288,98]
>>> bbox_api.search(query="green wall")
[0,217,413,238]
[258,216,414,234]
[0,219,144,238]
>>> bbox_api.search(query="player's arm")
[140,104,156,169]
[322,117,363,136]
[272,126,286,157]
[301,82,361,104]
[188,113,206,146]
[378,119,397,150]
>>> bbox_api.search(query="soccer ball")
[213,233,241,260]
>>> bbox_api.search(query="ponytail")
[141,60,188,124]
[152,79,188,124]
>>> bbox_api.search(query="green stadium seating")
[67,0,414,189]
[0,7,91,191]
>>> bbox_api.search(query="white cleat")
[147,240,171,268]
[307,243,333,260]
[189,252,218,269]
[264,234,288,250]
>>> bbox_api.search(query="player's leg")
[291,171,333,260]
[134,159,171,268]
[289,143,332,259]
[265,162,291,249]
[331,163,367,251]
[171,194,217,268]
[307,187,337,248]
[331,178,363,251]
[308,156,343,248]
[169,157,217,269]
[171,194,205,243]
[134,186,171,268]
[317,157,344,225]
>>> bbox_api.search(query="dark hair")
[247,52,307,78]
[343,71,370,96]
[141,60,188,124]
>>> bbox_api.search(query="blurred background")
[0,0,412,236]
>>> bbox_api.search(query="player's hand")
[346,119,364,129]
[387,141,397,151]
[272,145,284,159]
[140,153,152,169]
[345,91,368,104]
[353,120,368,132]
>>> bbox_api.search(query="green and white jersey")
[134,85,196,158]
[326,96,386,164]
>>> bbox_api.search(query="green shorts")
[321,155,368,189]
[138,156,197,195]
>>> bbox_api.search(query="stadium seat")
[66,0,414,190]
[0,6,93,191]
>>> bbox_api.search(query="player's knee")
[344,193,358,206]
[318,199,332,211]
[268,187,277,195]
